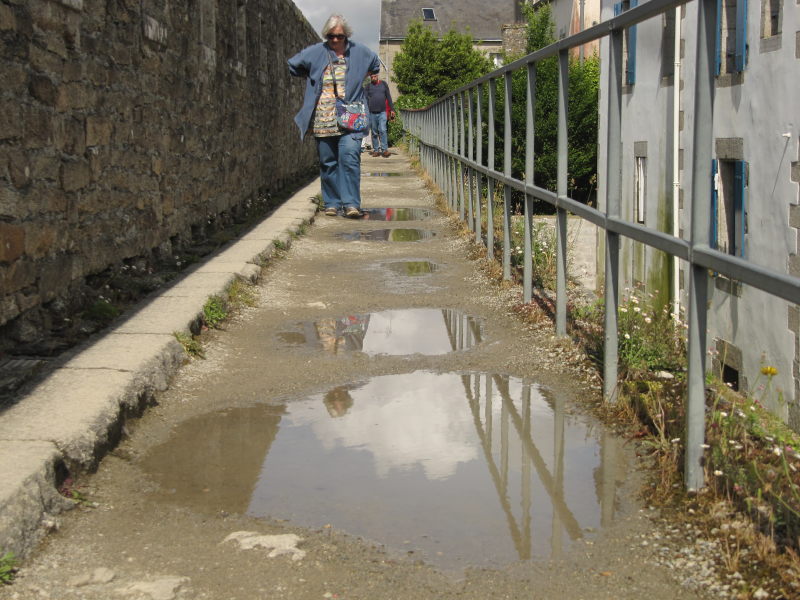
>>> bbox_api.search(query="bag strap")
[326,52,343,101]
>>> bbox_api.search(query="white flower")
[701,444,710,449]
[714,470,723,476]
[773,447,782,456]
[624,333,631,339]
[633,306,641,313]
[620,307,628,313]
[644,317,652,324]
[719,411,728,417]
[671,438,681,444]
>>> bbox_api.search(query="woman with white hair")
[288,15,380,218]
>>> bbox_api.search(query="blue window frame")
[715,0,748,74]
[613,0,637,84]
[711,159,747,257]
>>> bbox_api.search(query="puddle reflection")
[339,229,436,242]
[360,208,431,221]
[386,261,439,276]
[142,372,626,572]
[278,308,482,355]
[362,172,403,177]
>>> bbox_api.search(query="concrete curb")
[0,178,321,559]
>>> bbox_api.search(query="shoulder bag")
[327,54,368,133]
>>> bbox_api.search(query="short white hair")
[321,15,353,38]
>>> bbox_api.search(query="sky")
[292,0,381,52]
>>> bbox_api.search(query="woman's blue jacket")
[287,40,380,140]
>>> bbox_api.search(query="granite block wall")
[0,0,319,345]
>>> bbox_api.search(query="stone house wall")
[0,0,319,344]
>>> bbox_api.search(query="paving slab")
[0,178,320,558]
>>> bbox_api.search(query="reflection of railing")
[442,309,483,351]
[459,373,620,559]
[400,0,800,490]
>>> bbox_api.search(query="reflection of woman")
[288,15,380,218]
[323,386,354,418]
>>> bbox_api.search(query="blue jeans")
[369,112,388,153]
[316,133,363,211]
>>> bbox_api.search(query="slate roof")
[380,0,522,41]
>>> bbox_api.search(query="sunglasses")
[327,33,346,40]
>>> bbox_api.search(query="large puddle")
[339,229,436,242]
[277,308,482,355]
[361,208,432,221]
[142,372,626,572]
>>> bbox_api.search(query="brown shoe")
[382,151,391,157]
[370,151,380,157]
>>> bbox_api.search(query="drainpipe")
[672,7,682,321]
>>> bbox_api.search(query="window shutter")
[628,0,638,84]
[711,159,719,249]
[734,160,746,257]
[714,0,722,75]
[735,0,748,72]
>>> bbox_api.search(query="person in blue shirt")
[364,73,396,158]
[288,15,380,218]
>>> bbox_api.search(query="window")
[422,8,436,20]
[715,0,748,74]
[634,156,646,223]
[613,0,637,85]
[711,159,747,257]
[760,0,780,39]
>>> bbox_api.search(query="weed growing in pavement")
[227,278,257,309]
[273,239,289,252]
[202,295,228,329]
[572,285,686,378]
[0,552,16,584]
[174,331,204,359]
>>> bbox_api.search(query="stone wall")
[0,0,319,346]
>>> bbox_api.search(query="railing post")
[556,49,569,336]
[503,72,513,281]
[450,96,457,211]
[475,83,483,246]
[467,89,475,233]
[524,63,536,304]
[459,92,467,221]
[487,78,497,261]
[604,24,623,403]
[685,0,717,492]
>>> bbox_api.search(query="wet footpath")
[5,150,708,600]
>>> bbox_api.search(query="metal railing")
[401,0,800,490]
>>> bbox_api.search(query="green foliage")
[227,278,257,309]
[84,299,120,325]
[202,295,228,329]
[0,551,16,584]
[495,4,599,207]
[174,331,204,358]
[392,21,492,105]
[706,380,800,549]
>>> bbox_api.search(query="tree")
[498,4,599,209]
[392,21,493,109]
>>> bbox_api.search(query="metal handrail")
[400,0,800,491]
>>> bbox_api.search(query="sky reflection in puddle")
[277,308,482,355]
[142,372,626,572]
